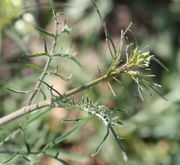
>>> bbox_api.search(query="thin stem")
[26,58,52,105]
[0,99,52,125]
[109,126,127,161]
[0,72,118,125]
[64,74,109,97]
[107,22,132,75]
[26,0,59,105]
[91,0,116,58]
[0,150,69,165]
[0,0,129,126]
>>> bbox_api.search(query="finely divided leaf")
[27,52,49,57]
[42,121,84,152]
[152,56,169,72]
[2,153,18,164]
[110,126,128,162]
[54,73,72,81]
[62,117,90,123]
[109,107,126,113]
[7,88,34,94]
[43,38,48,52]
[91,128,109,157]
[36,27,55,38]
[26,64,44,72]
[53,53,82,67]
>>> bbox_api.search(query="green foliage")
[35,27,56,38]
[53,53,82,67]
[53,96,127,160]
[0,0,23,29]
[42,121,84,152]
[0,0,178,165]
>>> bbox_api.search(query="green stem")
[0,71,118,125]
[0,150,70,165]
[64,74,110,97]
[26,0,59,105]
[109,126,128,161]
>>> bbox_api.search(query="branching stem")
[0,150,70,165]
[26,0,59,105]
[0,70,120,125]
[26,57,52,105]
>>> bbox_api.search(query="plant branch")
[26,58,52,105]
[0,36,156,126]
[26,0,59,105]
[0,99,52,125]
[64,74,110,97]
[0,150,70,165]
[0,71,119,125]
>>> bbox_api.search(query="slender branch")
[26,58,52,105]
[0,150,70,165]
[64,74,109,97]
[0,71,118,125]
[0,99,52,125]
[109,126,128,162]
[26,0,59,105]
[0,0,123,125]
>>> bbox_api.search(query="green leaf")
[54,73,72,81]
[43,38,48,53]
[39,79,62,96]
[2,153,18,164]
[25,141,31,153]
[109,107,126,113]
[53,53,82,67]
[20,127,31,153]
[113,121,123,125]
[43,121,84,152]
[91,0,116,58]
[152,56,169,72]
[150,85,168,101]
[27,52,49,57]
[36,27,55,38]
[22,156,31,162]
[62,117,90,123]
[91,128,109,157]
[110,126,128,162]
[6,88,34,94]
[40,88,47,100]
[22,107,51,128]
[26,64,44,72]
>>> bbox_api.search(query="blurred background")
[0,0,180,164]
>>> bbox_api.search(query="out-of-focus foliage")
[0,0,180,165]
[170,0,180,18]
[0,0,23,29]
